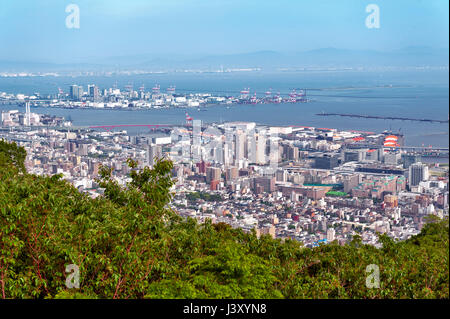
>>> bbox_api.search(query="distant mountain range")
[0,47,448,73]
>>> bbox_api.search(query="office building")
[206,167,221,183]
[314,154,339,169]
[408,162,429,187]
[70,85,84,101]
[147,144,163,167]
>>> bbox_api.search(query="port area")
[0,87,311,110]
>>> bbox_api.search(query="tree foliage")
[0,141,448,299]
[0,139,26,173]
[186,192,223,202]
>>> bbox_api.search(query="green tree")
[0,141,448,299]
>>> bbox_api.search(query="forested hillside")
[0,140,448,299]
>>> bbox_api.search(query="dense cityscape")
[1,105,447,248]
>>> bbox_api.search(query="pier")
[316,113,449,124]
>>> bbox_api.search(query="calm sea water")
[1,70,448,147]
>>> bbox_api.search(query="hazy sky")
[0,0,448,63]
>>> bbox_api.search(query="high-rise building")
[24,101,31,126]
[76,143,88,156]
[176,166,184,186]
[276,169,288,182]
[65,141,77,153]
[255,133,266,164]
[402,153,421,169]
[1,111,12,126]
[408,162,429,187]
[234,130,246,166]
[70,85,83,101]
[206,167,221,183]
[253,176,275,193]
[225,166,239,182]
[69,85,77,99]
[283,144,299,161]
[88,84,100,101]
[89,162,101,177]
[196,161,208,174]
[147,144,163,167]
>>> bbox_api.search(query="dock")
[316,113,448,124]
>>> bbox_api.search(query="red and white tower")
[185,112,193,126]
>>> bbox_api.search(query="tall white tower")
[256,132,266,165]
[25,101,31,126]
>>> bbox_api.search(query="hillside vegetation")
[0,140,448,299]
